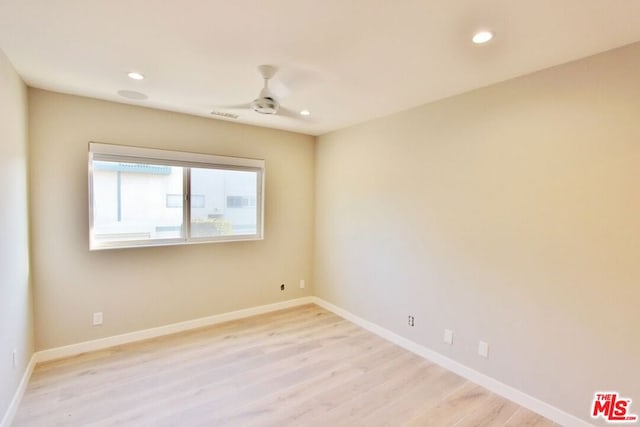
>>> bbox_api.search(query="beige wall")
[0,49,33,419]
[13,41,640,424]
[28,89,315,350]
[315,42,640,424]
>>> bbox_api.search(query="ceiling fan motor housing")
[252,96,279,114]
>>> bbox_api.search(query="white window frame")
[88,142,264,250]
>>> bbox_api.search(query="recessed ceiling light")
[127,72,145,80]
[300,110,311,116]
[472,31,493,44]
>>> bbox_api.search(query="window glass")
[91,161,183,243]
[89,143,264,250]
[190,168,258,238]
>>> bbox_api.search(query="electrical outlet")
[444,329,454,345]
[408,315,415,327]
[280,283,285,291]
[299,279,305,289]
[12,350,17,368]
[93,312,103,326]
[478,341,489,358]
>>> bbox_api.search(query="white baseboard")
[2,297,313,425]
[0,353,36,427]
[35,296,315,363]
[4,296,591,427]
[311,297,593,427]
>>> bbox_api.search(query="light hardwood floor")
[14,304,559,426]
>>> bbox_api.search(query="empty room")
[1,1,639,426]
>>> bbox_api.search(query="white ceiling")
[1,1,640,136]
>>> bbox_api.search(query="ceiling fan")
[213,65,305,119]
[252,64,281,115]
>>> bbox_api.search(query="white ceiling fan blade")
[269,78,291,100]
[278,106,309,120]
[275,66,319,95]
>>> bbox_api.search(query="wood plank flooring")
[14,304,559,426]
